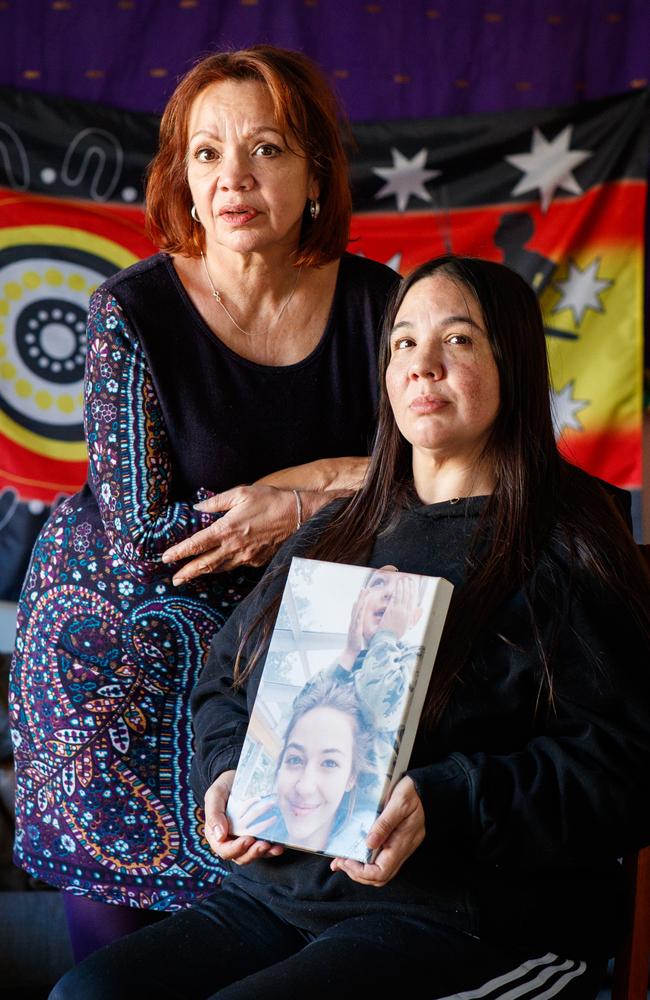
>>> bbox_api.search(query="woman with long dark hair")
[50,257,650,1000]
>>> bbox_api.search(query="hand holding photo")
[330,774,426,887]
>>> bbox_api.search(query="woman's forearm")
[255,456,369,492]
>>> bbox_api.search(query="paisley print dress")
[9,252,397,909]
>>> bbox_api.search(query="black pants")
[49,881,606,1000]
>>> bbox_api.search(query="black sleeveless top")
[104,252,399,498]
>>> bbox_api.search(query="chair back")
[611,543,650,1000]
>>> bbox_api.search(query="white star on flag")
[373,148,440,212]
[384,251,403,273]
[506,126,592,213]
[552,258,613,326]
[353,250,403,273]
[550,381,590,438]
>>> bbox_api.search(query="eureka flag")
[0,88,646,596]
[349,89,648,495]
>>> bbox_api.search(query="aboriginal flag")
[0,88,647,596]
[0,89,158,596]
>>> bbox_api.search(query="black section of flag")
[350,90,649,213]
[0,87,646,212]
[0,86,159,202]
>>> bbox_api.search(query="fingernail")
[193,502,206,511]
[172,577,184,587]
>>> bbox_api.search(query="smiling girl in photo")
[232,675,375,857]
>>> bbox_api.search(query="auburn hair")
[145,45,352,268]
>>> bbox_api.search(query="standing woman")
[49,256,650,1000]
[9,46,397,959]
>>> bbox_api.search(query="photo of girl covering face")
[359,568,423,648]
[331,567,425,731]
[226,558,434,860]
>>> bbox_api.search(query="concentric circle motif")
[0,243,116,447]
[16,299,87,384]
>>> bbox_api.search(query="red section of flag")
[559,429,641,491]
[1,183,643,501]
[350,181,645,273]
[0,436,87,498]
[0,189,154,258]
[0,189,157,504]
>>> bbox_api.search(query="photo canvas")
[227,558,453,862]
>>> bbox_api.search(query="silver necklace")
[201,251,302,338]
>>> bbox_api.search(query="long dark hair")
[236,256,650,722]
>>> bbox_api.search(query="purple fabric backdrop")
[1,0,648,120]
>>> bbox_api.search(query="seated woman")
[50,256,650,1000]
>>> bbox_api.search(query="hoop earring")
[309,198,320,220]
[191,204,201,223]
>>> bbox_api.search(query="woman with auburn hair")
[10,45,397,960]
[50,257,650,1000]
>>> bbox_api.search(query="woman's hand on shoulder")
[330,776,425,887]
[162,484,298,583]
[204,770,284,865]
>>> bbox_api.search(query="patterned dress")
[9,251,397,909]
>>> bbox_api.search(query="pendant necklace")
[201,251,302,338]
